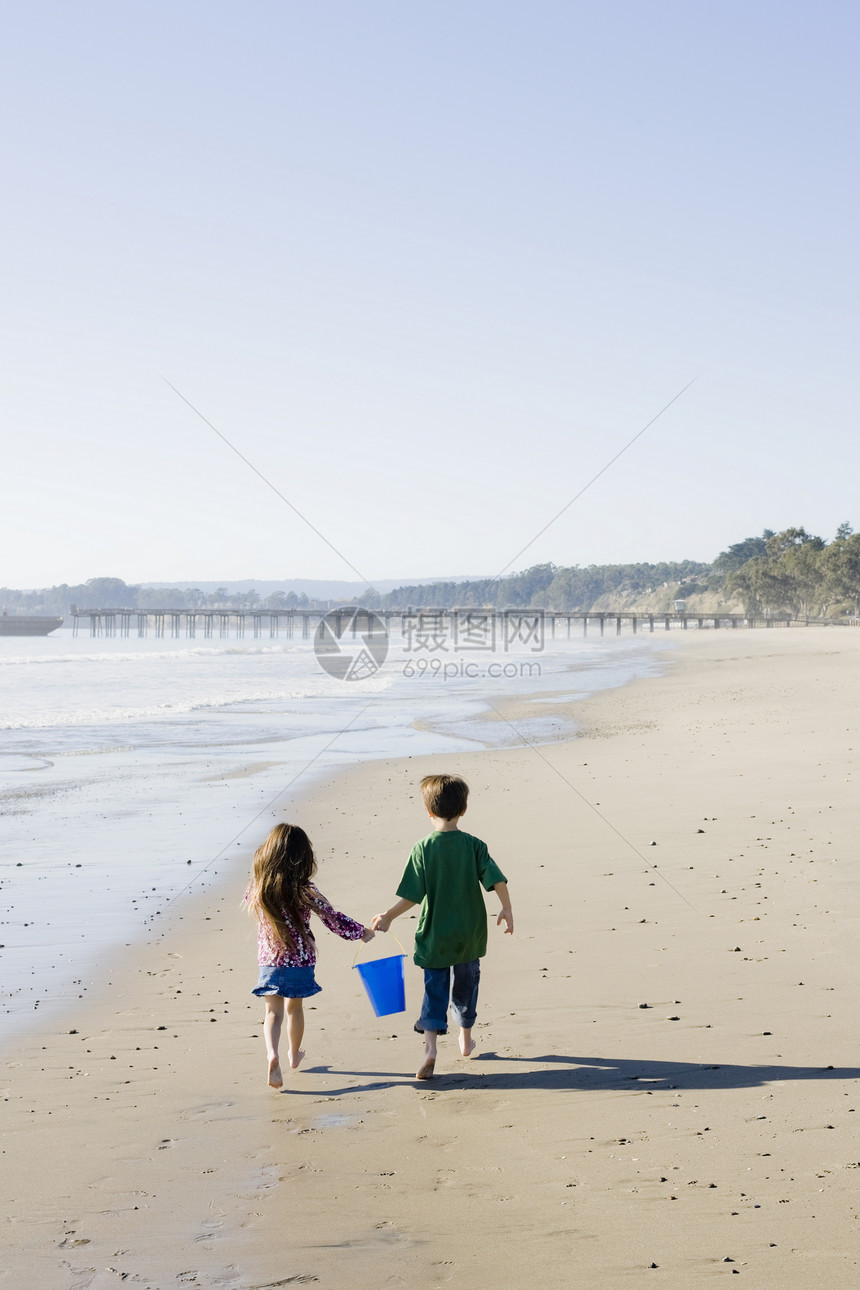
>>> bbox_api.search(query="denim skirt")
[251,964,322,999]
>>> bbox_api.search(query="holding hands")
[371,898,415,934]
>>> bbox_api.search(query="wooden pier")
[69,607,794,640]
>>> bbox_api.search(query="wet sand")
[3,626,860,1288]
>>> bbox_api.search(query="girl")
[246,822,373,1088]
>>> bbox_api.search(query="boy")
[372,774,513,1080]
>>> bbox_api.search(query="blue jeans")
[415,959,481,1035]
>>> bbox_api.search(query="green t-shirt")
[396,829,507,969]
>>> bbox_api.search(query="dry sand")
[3,626,860,1288]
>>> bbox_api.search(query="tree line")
[718,525,860,618]
[0,578,328,615]
[359,560,710,611]
[4,524,859,619]
[360,524,860,616]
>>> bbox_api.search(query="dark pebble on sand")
[639,1003,650,1009]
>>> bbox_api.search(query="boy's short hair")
[420,774,469,820]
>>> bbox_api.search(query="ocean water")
[0,624,667,1043]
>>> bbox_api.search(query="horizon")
[0,530,819,597]
[5,552,724,595]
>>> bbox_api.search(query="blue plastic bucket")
[354,952,406,1017]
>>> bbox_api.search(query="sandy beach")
[4,626,860,1289]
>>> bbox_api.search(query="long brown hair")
[247,823,318,954]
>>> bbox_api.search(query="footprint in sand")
[194,1218,225,1244]
[180,1101,238,1121]
[253,1166,280,1191]
[250,1278,320,1287]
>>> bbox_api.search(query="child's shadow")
[280,1053,860,1096]
[280,1064,407,1095]
[462,1052,860,1092]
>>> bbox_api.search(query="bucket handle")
[352,931,407,967]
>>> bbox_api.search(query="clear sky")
[3,2,859,587]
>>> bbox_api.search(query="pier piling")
[68,607,799,642]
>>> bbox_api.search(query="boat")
[0,612,64,636]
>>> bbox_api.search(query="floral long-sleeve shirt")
[250,882,366,967]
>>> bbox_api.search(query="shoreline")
[3,626,860,1287]
[0,633,662,1044]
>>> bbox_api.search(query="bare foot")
[288,1048,305,1070]
[267,1057,283,1088]
[416,1057,436,1080]
[459,1037,476,1058]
